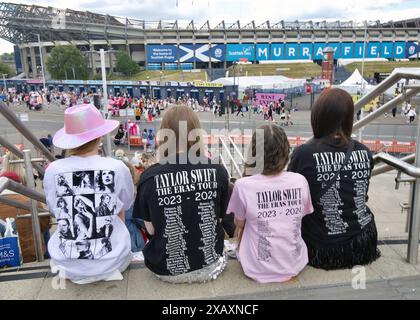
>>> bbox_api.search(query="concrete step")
[1,243,420,300]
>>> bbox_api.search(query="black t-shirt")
[133,159,229,276]
[288,139,374,246]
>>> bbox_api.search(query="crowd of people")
[2,89,220,113]
[1,87,380,285]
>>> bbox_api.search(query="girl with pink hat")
[43,104,134,284]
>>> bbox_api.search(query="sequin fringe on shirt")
[155,253,228,284]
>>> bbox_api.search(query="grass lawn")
[226,63,322,79]
[344,60,420,77]
[105,70,208,82]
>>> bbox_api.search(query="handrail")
[353,88,420,131]
[0,195,46,212]
[219,137,242,178]
[0,102,55,162]
[373,153,420,177]
[16,212,51,219]
[0,177,46,204]
[372,153,415,176]
[0,195,33,211]
[373,151,420,265]
[354,70,420,113]
[227,135,245,162]
[0,135,45,176]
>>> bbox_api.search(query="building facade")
[0,2,419,79]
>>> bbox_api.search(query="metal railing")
[371,152,420,264]
[353,69,420,264]
[0,102,55,163]
[0,149,49,262]
[219,136,243,178]
[353,69,420,132]
[372,153,415,176]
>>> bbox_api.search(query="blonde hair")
[1,152,27,185]
[67,138,101,157]
[139,153,156,169]
[157,105,205,160]
[121,159,140,186]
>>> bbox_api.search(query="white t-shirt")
[43,155,134,280]
[408,109,416,118]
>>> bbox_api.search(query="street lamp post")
[146,76,153,99]
[37,34,46,91]
[359,20,368,142]
[99,48,112,157]
[2,74,6,93]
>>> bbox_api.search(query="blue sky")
[1,0,419,54]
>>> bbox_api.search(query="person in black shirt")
[288,88,380,270]
[133,106,229,283]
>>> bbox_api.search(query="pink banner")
[26,79,43,84]
[253,93,285,106]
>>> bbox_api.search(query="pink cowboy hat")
[53,104,119,149]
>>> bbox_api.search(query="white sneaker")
[224,240,237,259]
[131,251,144,262]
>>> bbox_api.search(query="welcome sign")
[253,93,286,106]
[147,45,178,62]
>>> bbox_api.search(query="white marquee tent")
[335,69,374,94]
[211,75,307,92]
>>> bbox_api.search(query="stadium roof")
[0,2,419,44]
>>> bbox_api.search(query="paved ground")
[0,100,419,159]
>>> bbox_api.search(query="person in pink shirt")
[227,125,313,283]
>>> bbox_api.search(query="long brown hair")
[311,88,354,145]
[157,105,205,160]
[244,124,290,176]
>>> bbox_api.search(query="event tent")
[211,75,307,92]
[335,69,374,94]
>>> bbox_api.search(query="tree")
[116,52,140,76]
[0,52,14,62]
[46,45,88,80]
[0,62,12,77]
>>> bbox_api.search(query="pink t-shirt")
[227,172,313,283]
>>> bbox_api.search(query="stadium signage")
[148,42,410,63]
[256,44,270,60]
[406,42,420,58]
[226,44,255,61]
[62,80,84,84]
[178,44,225,62]
[109,81,134,85]
[193,81,223,87]
[86,80,103,85]
[147,45,178,63]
